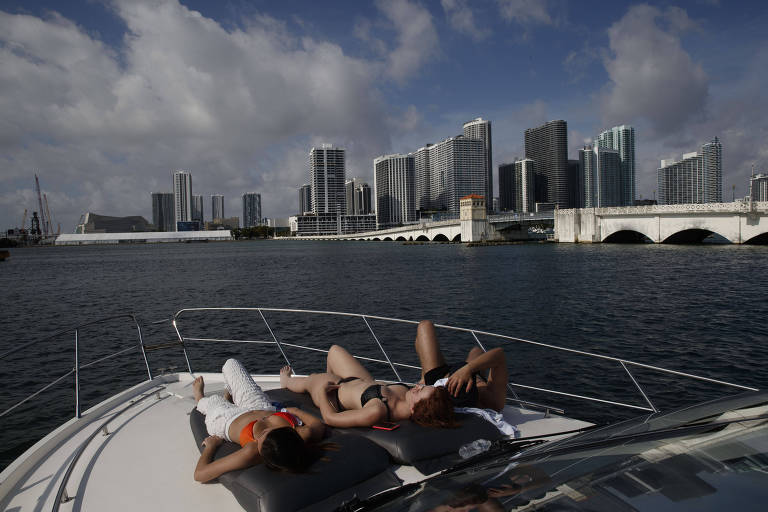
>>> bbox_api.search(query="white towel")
[455,407,520,437]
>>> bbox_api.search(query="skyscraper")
[211,194,225,220]
[412,136,485,214]
[151,192,175,232]
[595,125,636,206]
[310,145,346,215]
[242,193,262,227]
[192,194,204,224]
[498,163,515,212]
[751,173,768,202]
[374,154,416,228]
[580,146,622,207]
[524,120,568,208]
[345,179,356,215]
[463,118,493,211]
[298,183,312,214]
[514,159,536,213]
[173,170,192,230]
[658,137,723,205]
[700,137,722,203]
[355,182,372,214]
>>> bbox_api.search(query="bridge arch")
[602,230,653,243]
[416,235,429,241]
[372,237,381,241]
[744,232,768,244]
[452,234,461,242]
[432,233,449,242]
[395,236,406,241]
[662,228,719,244]
[383,236,393,241]
[408,236,413,241]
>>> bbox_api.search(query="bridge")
[555,202,768,244]
[298,197,554,242]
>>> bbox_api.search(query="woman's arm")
[286,407,326,441]
[446,348,506,396]
[193,436,260,483]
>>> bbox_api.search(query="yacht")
[0,308,763,511]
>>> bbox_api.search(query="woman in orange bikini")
[193,358,325,482]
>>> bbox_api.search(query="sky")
[1,0,767,231]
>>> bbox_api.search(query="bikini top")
[239,411,302,447]
[360,383,411,422]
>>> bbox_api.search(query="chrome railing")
[172,307,759,415]
[0,314,154,420]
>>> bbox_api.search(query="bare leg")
[193,376,205,403]
[325,345,374,381]
[414,320,447,383]
[281,365,312,393]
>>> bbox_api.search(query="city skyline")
[2,1,768,230]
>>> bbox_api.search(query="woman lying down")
[193,358,327,482]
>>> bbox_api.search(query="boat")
[0,250,9,261]
[0,307,763,511]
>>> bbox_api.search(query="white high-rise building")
[173,170,192,230]
[463,118,493,211]
[242,193,262,228]
[751,173,768,202]
[595,125,636,206]
[412,136,485,214]
[211,194,225,220]
[658,137,723,205]
[310,145,346,215]
[514,159,536,213]
[374,154,416,228]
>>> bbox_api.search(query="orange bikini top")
[239,411,301,447]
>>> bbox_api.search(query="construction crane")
[34,174,48,237]
[43,193,53,237]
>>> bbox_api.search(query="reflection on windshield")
[368,399,768,511]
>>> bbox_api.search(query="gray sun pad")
[190,408,398,512]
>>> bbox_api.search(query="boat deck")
[0,372,592,512]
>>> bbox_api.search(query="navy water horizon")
[1,240,766,471]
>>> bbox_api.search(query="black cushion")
[264,389,503,469]
[190,408,398,512]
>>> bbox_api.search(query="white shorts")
[195,358,275,441]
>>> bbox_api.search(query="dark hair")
[410,386,458,428]
[260,427,312,473]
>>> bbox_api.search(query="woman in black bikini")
[280,344,456,428]
[281,320,508,428]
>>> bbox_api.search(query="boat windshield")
[353,392,768,511]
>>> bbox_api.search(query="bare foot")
[280,365,293,388]
[193,376,205,402]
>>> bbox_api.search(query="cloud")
[601,5,708,137]
[496,0,555,26]
[0,0,404,229]
[441,0,490,41]
[375,0,439,83]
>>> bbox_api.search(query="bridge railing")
[558,201,768,216]
[489,211,555,223]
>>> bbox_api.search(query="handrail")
[0,314,153,420]
[172,307,759,415]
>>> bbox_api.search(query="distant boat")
[0,250,9,261]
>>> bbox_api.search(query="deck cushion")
[190,407,398,512]
[264,389,504,469]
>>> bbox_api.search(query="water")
[1,240,767,471]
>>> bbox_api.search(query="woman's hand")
[446,364,475,396]
[202,435,224,450]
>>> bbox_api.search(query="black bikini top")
[360,383,410,422]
